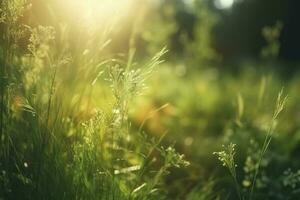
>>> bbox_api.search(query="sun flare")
[60,0,133,22]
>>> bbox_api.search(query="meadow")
[0,0,300,200]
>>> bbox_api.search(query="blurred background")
[29,0,300,67]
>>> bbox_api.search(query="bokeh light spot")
[214,0,235,10]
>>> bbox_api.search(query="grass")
[1,1,300,200]
[213,90,287,200]
[0,1,189,199]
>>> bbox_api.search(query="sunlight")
[214,0,235,10]
[61,0,133,22]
